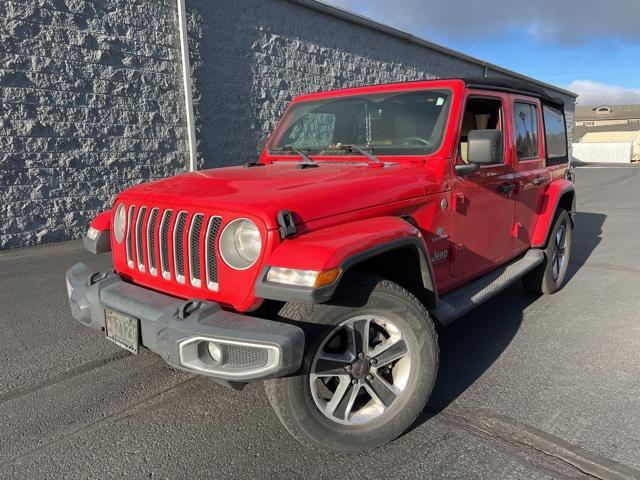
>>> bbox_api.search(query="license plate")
[104,309,139,354]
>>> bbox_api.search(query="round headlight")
[219,219,262,270]
[113,203,126,244]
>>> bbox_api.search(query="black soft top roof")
[464,77,566,108]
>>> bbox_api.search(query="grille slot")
[135,206,147,272]
[188,214,204,287]
[126,206,136,268]
[205,216,222,291]
[159,209,173,280]
[147,208,159,276]
[124,205,222,292]
[173,211,188,284]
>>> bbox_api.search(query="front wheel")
[265,273,438,451]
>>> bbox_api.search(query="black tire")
[522,209,572,294]
[264,273,438,452]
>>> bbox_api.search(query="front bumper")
[65,263,304,382]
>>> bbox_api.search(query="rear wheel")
[265,273,438,451]
[522,209,572,294]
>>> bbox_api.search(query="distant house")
[574,104,640,161]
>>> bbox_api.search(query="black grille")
[124,206,222,291]
[135,206,147,270]
[147,208,159,274]
[206,217,222,289]
[126,206,136,266]
[160,209,172,278]
[189,214,204,283]
[174,211,187,281]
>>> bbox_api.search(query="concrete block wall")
[0,0,575,249]
[185,0,575,168]
[0,0,189,249]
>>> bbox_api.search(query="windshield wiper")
[272,146,317,167]
[324,144,380,163]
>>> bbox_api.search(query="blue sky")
[327,0,640,105]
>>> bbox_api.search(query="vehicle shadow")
[409,211,606,432]
[565,211,605,283]
[420,286,532,416]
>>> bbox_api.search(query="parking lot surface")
[1,166,639,479]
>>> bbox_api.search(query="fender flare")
[90,211,111,231]
[254,216,438,305]
[531,180,575,248]
[84,211,111,254]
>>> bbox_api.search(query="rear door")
[450,91,515,278]
[509,96,549,253]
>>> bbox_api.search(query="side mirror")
[454,163,480,176]
[467,129,503,166]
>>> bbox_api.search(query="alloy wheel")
[552,224,567,281]
[309,315,412,426]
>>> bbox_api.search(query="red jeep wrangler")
[67,78,575,451]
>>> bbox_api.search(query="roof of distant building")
[573,122,640,141]
[576,104,640,121]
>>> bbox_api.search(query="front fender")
[255,216,437,304]
[531,180,575,248]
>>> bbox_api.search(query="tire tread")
[265,272,439,451]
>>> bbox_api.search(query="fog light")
[207,342,223,363]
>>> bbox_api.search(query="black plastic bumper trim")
[65,263,305,382]
[83,230,111,254]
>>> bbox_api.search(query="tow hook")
[88,272,109,286]
[177,300,203,320]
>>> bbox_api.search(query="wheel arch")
[336,237,438,307]
[254,217,438,306]
[531,180,576,248]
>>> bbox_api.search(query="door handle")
[498,182,517,194]
[533,176,546,186]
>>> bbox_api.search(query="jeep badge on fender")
[66,78,575,452]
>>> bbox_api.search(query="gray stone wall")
[0,0,575,249]
[185,0,575,168]
[0,0,188,249]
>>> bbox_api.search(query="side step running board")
[431,249,545,326]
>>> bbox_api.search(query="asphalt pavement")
[1,166,639,479]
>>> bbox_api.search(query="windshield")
[270,89,452,156]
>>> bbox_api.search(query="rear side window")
[543,105,568,165]
[514,103,539,160]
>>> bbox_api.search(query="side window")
[459,98,503,164]
[543,105,568,165]
[514,103,539,160]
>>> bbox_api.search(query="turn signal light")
[314,268,341,287]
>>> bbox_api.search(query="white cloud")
[568,80,640,106]
[328,0,640,44]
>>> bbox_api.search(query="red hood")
[118,161,441,230]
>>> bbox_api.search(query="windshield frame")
[267,87,454,159]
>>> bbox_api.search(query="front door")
[450,93,515,278]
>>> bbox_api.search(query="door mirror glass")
[467,129,503,165]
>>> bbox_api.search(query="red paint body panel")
[530,179,575,247]
[90,211,111,231]
[96,79,573,312]
[265,217,423,271]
